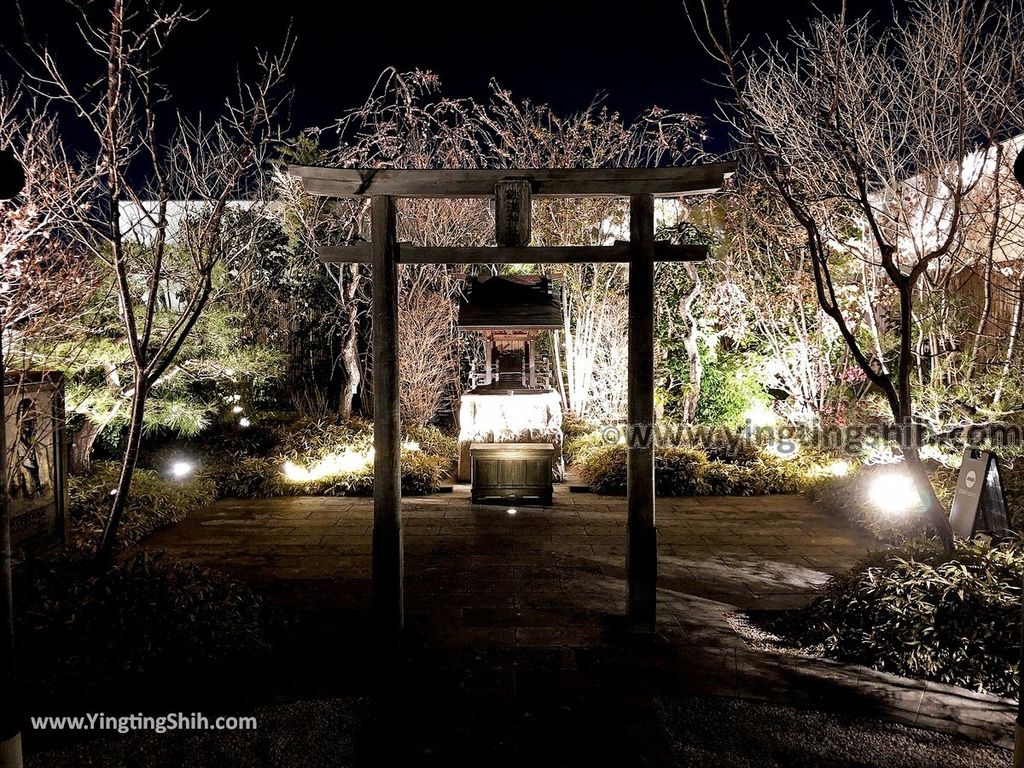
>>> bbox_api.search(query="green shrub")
[68,462,217,551]
[564,429,609,465]
[561,410,595,444]
[399,451,449,495]
[275,417,374,462]
[14,550,271,708]
[188,416,452,499]
[1003,458,1024,532]
[693,349,770,427]
[578,444,630,495]
[654,447,711,496]
[775,539,1023,698]
[208,449,446,498]
[577,444,802,496]
[403,424,459,464]
[207,455,281,498]
[808,452,1024,542]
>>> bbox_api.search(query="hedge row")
[576,444,803,496]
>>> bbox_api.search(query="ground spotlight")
[868,470,919,514]
[170,461,194,478]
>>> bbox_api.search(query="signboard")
[4,372,66,549]
[948,447,1009,539]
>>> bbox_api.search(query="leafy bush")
[808,451,1024,542]
[579,444,630,495]
[577,444,802,496]
[208,456,281,498]
[564,429,608,465]
[68,462,217,551]
[173,416,455,499]
[774,539,1023,698]
[691,435,764,465]
[560,410,595,444]
[404,424,459,464]
[208,449,447,498]
[808,462,955,543]
[14,550,271,709]
[275,417,374,462]
[693,349,771,427]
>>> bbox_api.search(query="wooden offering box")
[470,443,554,504]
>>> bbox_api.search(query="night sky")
[1,0,897,152]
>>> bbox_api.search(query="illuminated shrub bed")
[198,417,453,498]
[575,443,804,496]
[68,462,217,551]
[767,539,1023,698]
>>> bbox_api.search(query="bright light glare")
[170,461,193,478]
[868,471,919,514]
[283,449,374,483]
[744,404,777,429]
[507,508,517,516]
[828,460,850,477]
[238,417,251,428]
[232,405,244,414]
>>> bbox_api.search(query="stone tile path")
[145,491,867,612]
[143,488,1016,749]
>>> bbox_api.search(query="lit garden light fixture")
[868,468,920,515]
[827,460,851,477]
[743,403,777,430]
[169,461,194,479]
[0,145,25,768]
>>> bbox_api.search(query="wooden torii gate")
[288,164,736,633]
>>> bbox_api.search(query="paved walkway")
[142,489,1016,752]
[145,491,868,613]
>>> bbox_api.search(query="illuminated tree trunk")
[338,264,363,420]
[70,420,104,475]
[97,374,149,561]
[679,263,702,423]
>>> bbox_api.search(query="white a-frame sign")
[948,447,1010,539]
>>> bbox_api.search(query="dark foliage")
[771,539,1023,698]
[13,551,271,711]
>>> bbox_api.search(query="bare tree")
[0,82,95,768]
[281,70,709,425]
[28,0,289,559]
[275,70,490,421]
[692,0,1024,548]
[398,272,458,427]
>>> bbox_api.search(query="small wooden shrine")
[456,274,564,491]
[459,274,561,391]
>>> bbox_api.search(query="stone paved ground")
[144,490,870,615]
[136,488,1015,761]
